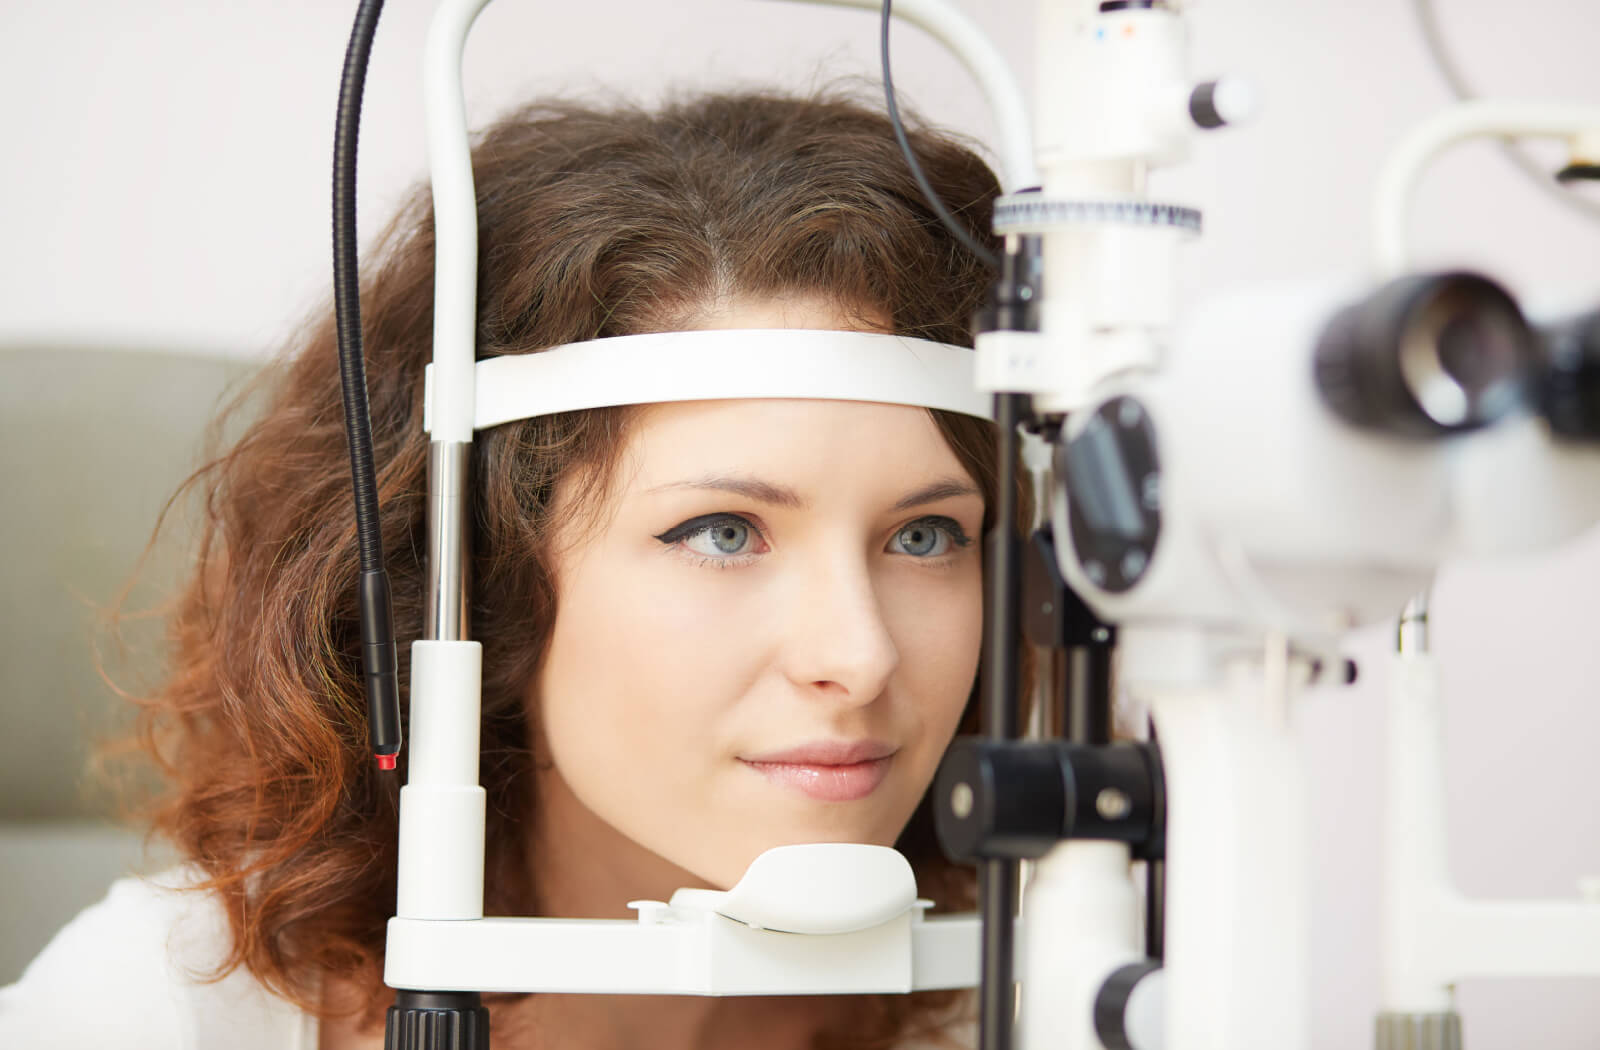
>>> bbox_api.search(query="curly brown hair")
[114,88,1013,1047]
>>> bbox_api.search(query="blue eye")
[686,518,752,557]
[891,517,969,558]
[654,514,763,563]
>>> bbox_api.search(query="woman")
[2,88,1012,1049]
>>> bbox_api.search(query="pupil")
[713,523,746,553]
[903,526,936,555]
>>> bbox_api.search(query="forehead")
[684,293,888,333]
[618,398,971,491]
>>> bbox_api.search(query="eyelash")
[652,513,973,570]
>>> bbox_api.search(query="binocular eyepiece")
[1313,272,1537,438]
[1313,271,1600,443]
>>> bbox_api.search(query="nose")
[781,553,900,705]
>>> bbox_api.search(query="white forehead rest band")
[422,329,993,433]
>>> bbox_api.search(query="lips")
[738,739,897,802]
[742,740,896,766]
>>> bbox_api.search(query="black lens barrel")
[1314,272,1536,437]
[1539,307,1600,441]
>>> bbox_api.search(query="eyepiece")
[1314,272,1536,437]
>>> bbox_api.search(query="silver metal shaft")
[425,440,472,641]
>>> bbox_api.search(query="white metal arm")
[424,0,494,444]
[1374,100,1600,278]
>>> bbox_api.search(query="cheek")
[538,558,717,767]
[533,551,777,851]
[888,563,984,733]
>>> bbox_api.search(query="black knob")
[934,738,1067,863]
[386,991,490,1050]
[1189,81,1228,129]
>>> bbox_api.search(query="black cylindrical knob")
[1189,81,1227,128]
[1188,78,1254,129]
[935,738,1067,863]
[386,991,490,1050]
[1057,742,1159,853]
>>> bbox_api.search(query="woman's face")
[531,296,985,893]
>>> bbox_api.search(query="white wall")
[4,1,1597,1046]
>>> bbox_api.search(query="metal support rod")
[1068,645,1114,746]
[1144,712,1165,965]
[979,392,1027,1050]
[1145,857,1165,962]
[1379,588,1463,1050]
[425,441,472,641]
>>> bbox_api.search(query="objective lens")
[1315,272,1535,437]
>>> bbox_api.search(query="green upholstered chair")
[0,345,259,983]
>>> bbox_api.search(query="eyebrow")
[643,474,981,512]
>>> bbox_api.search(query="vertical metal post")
[1376,592,1463,1050]
[979,391,1027,1050]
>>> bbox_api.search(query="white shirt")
[0,869,315,1049]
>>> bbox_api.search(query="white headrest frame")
[422,329,994,432]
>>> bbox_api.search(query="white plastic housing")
[1034,1,1194,189]
[1022,222,1187,414]
[423,0,493,443]
[385,844,1017,995]
[1005,0,1235,413]
[1145,671,1310,1050]
[1051,279,1600,641]
[672,842,918,934]
[385,911,991,995]
[1447,416,1600,558]
[395,640,486,920]
[1019,841,1146,1050]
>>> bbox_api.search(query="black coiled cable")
[880,0,1001,272]
[333,0,401,766]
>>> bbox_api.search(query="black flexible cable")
[333,0,401,766]
[335,0,386,573]
[881,0,1001,272]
